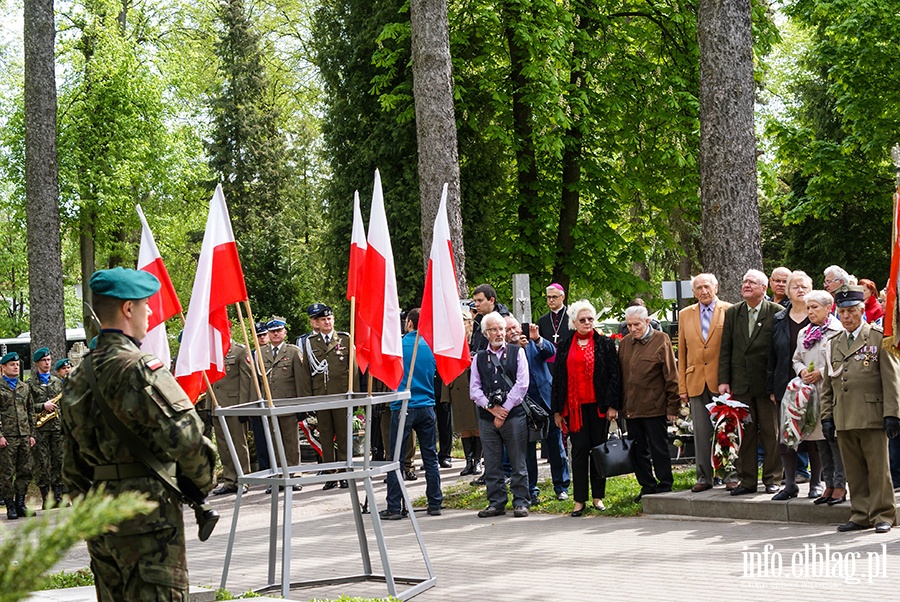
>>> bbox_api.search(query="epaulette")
[337,331,350,337]
[870,323,884,333]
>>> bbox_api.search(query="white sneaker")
[556,491,569,501]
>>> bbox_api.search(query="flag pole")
[235,301,263,401]
[348,296,357,394]
[243,299,274,407]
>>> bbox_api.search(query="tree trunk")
[409,0,467,295]
[698,0,762,303]
[24,0,66,359]
[80,213,96,337]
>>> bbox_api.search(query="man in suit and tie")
[299,303,358,490]
[821,285,900,533]
[719,269,783,496]
[263,316,304,480]
[677,273,733,492]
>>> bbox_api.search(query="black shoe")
[323,481,338,490]
[477,506,506,518]
[875,522,892,533]
[571,504,585,517]
[339,480,349,489]
[291,484,302,492]
[764,484,779,494]
[471,461,483,475]
[459,459,475,476]
[212,485,238,496]
[813,496,834,505]
[426,507,442,516]
[40,486,50,510]
[513,506,529,517]
[470,475,485,486]
[5,502,17,520]
[379,509,405,520]
[837,521,869,532]
[827,495,847,506]
[265,486,273,494]
[530,494,540,506]
[771,486,799,501]
[439,458,452,469]
[730,485,756,496]
[15,495,31,518]
[403,470,418,481]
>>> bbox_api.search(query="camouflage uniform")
[0,378,34,502]
[61,331,216,601]
[28,372,64,494]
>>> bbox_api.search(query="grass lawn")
[425,465,696,517]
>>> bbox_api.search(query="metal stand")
[215,390,436,600]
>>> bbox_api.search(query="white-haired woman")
[792,289,846,505]
[550,300,622,516]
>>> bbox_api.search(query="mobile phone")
[521,322,531,337]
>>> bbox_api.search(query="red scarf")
[565,332,597,433]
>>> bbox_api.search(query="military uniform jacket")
[212,343,252,407]
[821,323,900,431]
[263,343,304,400]
[29,373,64,432]
[60,332,216,511]
[0,378,33,438]
[299,331,358,396]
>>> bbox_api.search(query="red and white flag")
[175,184,248,402]
[346,190,370,372]
[136,205,182,369]
[357,170,404,389]
[885,184,900,348]
[419,183,470,384]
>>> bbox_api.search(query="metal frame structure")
[215,390,436,600]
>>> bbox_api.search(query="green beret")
[1,352,19,365]
[33,347,50,362]
[89,267,160,300]
[89,336,98,350]
[54,358,71,371]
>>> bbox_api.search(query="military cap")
[267,317,287,331]
[1,351,19,365]
[255,321,269,335]
[89,267,160,300]
[32,347,50,362]
[54,358,71,371]
[834,285,865,308]
[308,303,333,319]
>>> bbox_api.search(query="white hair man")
[823,265,850,294]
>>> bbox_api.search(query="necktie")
[748,307,757,337]
[324,335,331,346]
[848,333,854,348]
[701,306,711,340]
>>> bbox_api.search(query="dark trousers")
[249,417,270,472]
[628,415,673,493]
[436,402,453,462]
[888,436,900,489]
[735,395,781,489]
[568,404,609,503]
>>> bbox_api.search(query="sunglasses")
[577,317,594,324]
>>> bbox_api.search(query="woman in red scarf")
[550,300,622,516]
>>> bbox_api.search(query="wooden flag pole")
[235,301,263,401]
[243,299,274,407]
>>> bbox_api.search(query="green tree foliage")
[762,1,895,285]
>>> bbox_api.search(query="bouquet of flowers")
[780,376,819,449]
[667,405,694,459]
[706,394,751,476]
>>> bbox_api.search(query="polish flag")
[885,184,900,348]
[346,190,370,373]
[419,183,470,384]
[136,205,182,370]
[357,170,403,389]
[175,184,248,402]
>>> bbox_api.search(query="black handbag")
[590,419,636,479]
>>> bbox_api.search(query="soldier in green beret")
[60,267,216,600]
[28,347,67,509]
[54,358,71,380]
[0,351,36,519]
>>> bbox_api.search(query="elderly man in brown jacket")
[821,285,900,533]
[619,305,680,500]
[677,273,732,492]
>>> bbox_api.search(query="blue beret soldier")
[0,352,36,519]
[60,267,217,600]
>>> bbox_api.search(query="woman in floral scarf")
[550,300,621,516]
[792,289,846,505]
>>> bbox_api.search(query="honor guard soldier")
[262,316,304,479]
[821,285,900,534]
[0,352,36,519]
[28,347,67,509]
[299,303,358,490]
[60,267,216,600]
[55,358,72,380]
[211,339,253,495]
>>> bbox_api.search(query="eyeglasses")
[484,327,505,333]
[577,317,594,324]
[547,294,562,300]
[742,279,761,286]
[824,278,837,286]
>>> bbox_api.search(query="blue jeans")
[526,420,570,496]
[386,407,443,512]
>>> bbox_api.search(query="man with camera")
[470,311,531,518]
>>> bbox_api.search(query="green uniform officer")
[28,347,66,508]
[211,341,252,495]
[821,285,900,534]
[60,267,216,601]
[0,352,36,519]
[262,317,304,473]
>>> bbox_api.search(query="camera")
[487,390,506,408]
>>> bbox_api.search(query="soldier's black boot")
[40,485,51,510]
[53,484,70,507]
[459,437,475,476]
[6,499,18,520]
[16,494,32,518]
